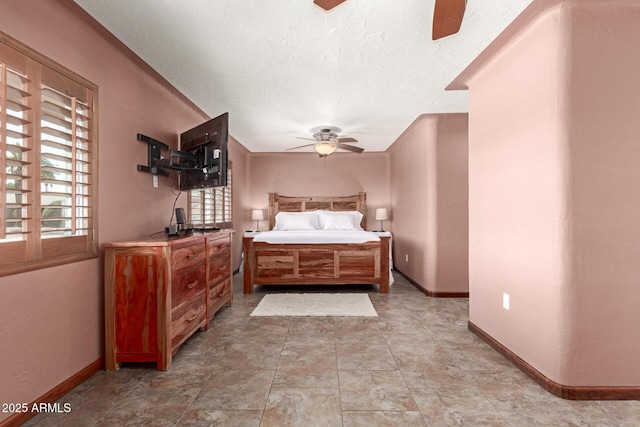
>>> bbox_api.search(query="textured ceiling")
[73,0,534,152]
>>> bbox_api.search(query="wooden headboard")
[268,192,367,230]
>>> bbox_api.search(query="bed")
[243,193,390,294]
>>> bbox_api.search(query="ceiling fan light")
[314,142,337,155]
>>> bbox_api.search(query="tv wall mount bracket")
[136,133,169,176]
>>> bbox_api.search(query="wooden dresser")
[104,231,233,371]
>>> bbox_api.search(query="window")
[188,162,232,229]
[0,33,97,276]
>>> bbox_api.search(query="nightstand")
[371,231,394,277]
[240,231,261,270]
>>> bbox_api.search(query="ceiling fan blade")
[432,0,466,40]
[313,0,347,11]
[337,143,364,153]
[335,137,358,143]
[286,143,316,150]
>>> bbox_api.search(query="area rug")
[250,293,378,317]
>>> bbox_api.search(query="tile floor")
[24,273,640,426]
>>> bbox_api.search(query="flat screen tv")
[178,112,229,191]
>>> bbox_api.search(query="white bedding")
[252,230,380,244]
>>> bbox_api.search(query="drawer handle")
[187,314,198,323]
[187,253,198,259]
[186,280,199,289]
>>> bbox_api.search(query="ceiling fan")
[287,128,364,157]
[432,0,467,40]
[313,0,347,11]
[312,0,467,40]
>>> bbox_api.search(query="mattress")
[251,230,380,244]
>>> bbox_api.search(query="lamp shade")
[314,142,337,156]
[251,209,264,221]
[375,208,388,221]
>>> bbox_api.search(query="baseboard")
[468,322,640,400]
[0,358,104,427]
[393,268,469,298]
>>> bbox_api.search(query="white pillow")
[273,211,320,231]
[318,210,363,231]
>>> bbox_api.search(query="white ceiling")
[73,0,534,152]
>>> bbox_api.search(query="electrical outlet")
[405,254,409,263]
[152,175,158,188]
[503,293,510,310]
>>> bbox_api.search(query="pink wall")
[452,0,640,387]
[0,0,211,419]
[228,137,250,269]
[564,0,640,386]
[432,115,468,294]
[388,114,468,294]
[245,152,391,231]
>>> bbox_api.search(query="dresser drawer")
[171,294,206,350]
[172,243,206,273]
[207,235,230,259]
[172,267,206,310]
[209,278,232,316]
[209,251,231,282]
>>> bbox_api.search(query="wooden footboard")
[243,236,390,293]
